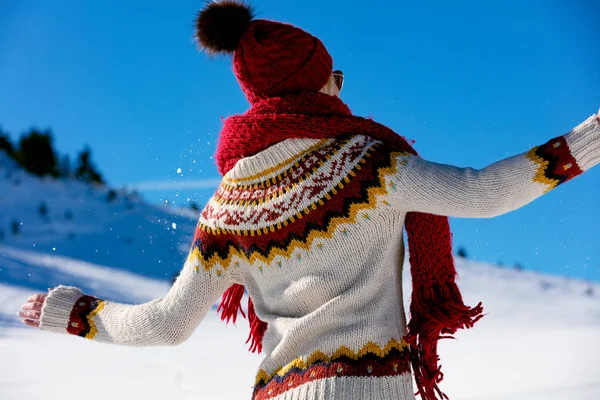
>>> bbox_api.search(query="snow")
[1,152,600,399]
[0,151,197,286]
[2,273,599,400]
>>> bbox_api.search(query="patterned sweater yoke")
[39,116,600,400]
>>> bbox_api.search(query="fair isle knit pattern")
[190,136,403,265]
[39,115,600,400]
[252,339,412,399]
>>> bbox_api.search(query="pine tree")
[0,128,15,157]
[75,147,105,184]
[106,189,117,202]
[514,262,524,271]
[11,220,20,235]
[16,129,59,177]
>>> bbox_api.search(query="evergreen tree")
[0,128,15,157]
[106,189,117,202]
[75,147,105,184]
[514,262,524,271]
[11,220,20,235]
[16,129,59,177]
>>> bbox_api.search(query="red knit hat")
[195,1,333,104]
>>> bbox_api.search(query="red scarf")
[214,92,483,400]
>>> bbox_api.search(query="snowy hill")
[1,151,600,400]
[0,150,198,292]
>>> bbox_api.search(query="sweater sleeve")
[39,231,240,346]
[386,115,600,218]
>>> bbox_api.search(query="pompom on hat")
[195,0,333,104]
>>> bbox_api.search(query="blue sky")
[1,0,599,281]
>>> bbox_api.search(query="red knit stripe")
[252,349,411,400]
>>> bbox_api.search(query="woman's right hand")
[19,293,48,328]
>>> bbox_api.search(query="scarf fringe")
[405,282,484,400]
[218,284,268,353]
[246,297,268,353]
[217,284,246,324]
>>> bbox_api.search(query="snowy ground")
[1,308,598,400]
[1,151,600,399]
[1,256,599,400]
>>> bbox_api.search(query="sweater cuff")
[565,115,600,171]
[39,285,84,334]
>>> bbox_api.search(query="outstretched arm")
[386,113,600,218]
[21,237,241,346]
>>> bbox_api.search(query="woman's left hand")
[18,293,48,328]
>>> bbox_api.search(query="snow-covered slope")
[0,151,198,291]
[1,151,599,399]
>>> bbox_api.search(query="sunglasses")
[333,70,344,91]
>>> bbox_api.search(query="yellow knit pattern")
[222,139,330,186]
[84,300,105,340]
[187,150,411,272]
[254,338,410,385]
[526,146,558,193]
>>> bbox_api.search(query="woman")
[19,2,600,400]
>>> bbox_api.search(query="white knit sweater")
[40,115,600,400]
